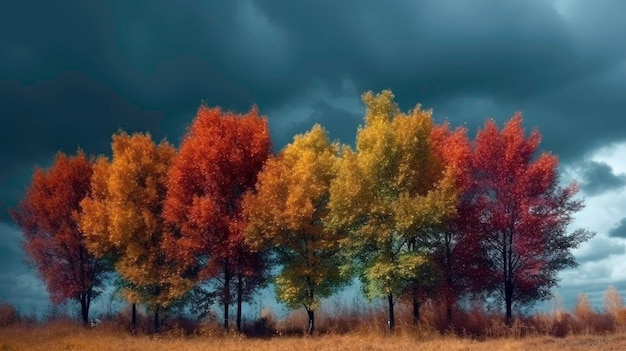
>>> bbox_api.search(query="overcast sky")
[2,0,626,316]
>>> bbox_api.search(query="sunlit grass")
[4,294,626,351]
[2,321,626,351]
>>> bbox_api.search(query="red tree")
[429,122,480,325]
[163,105,271,331]
[462,114,593,324]
[10,151,106,325]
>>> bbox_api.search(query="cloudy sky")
[1,0,626,316]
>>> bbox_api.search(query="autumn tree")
[10,151,106,325]
[573,293,595,329]
[428,122,485,325]
[163,105,271,331]
[78,132,186,332]
[463,114,593,325]
[604,286,624,318]
[244,125,348,335]
[327,90,459,330]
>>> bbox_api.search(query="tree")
[78,131,186,332]
[163,105,271,331]
[327,90,459,330]
[603,285,623,318]
[10,151,106,325]
[429,122,485,325]
[464,114,594,325]
[573,293,594,327]
[243,125,347,335]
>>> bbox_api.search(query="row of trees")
[10,90,593,334]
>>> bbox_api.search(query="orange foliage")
[163,105,271,330]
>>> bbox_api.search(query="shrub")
[0,301,20,327]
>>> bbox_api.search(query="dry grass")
[4,293,626,350]
[2,321,626,351]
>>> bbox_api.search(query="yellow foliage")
[328,90,459,300]
[244,125,346,309]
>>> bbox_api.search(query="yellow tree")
[327,90,459,330]
[79,131,188,332]
[243,125,347,335]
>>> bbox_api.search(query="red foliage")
[460,114,593,323]
[10,151,106,324]
[430,123,485,324]
[163,105,271,330]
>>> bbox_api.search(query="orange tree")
[163,105,271,331]
[78,131,184,332]
[10,151,106,325]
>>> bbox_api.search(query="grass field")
[0,323,624,351]
[4,297,626,350]
[2,321,626,351]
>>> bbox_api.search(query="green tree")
[327,90,458,330]
[244,125,347,335]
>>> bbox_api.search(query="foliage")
[604,286,624,318]
[243,125,348,333]
[163,105,272,330]
[10,151,106,324]
[10,93,598,335]
[429,122,484,324]
[78,132,187,320]
[327,90,459,329]
[0,302,20,327]
[461,114,594,323]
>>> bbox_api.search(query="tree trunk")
[446,302,452,326]
[505,279,513,326]
[223,293,230,331]
[131,303,137,334]
[223,260,231,331]
[305,306,315,335]
[80,291,90,325]
[412,295,420,325]
[153,308,160,333]
[387,293,395,331]
[236,273,243,332]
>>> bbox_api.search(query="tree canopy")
[327,90,460,330]
[244,124,347,334]
[11,151,106,325]
[10,92,593,334]
[163,105,272,331]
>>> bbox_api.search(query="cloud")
[575,237,625,263]
[609,218,626,238]
[0,223,49,313]
[578,161,626,196]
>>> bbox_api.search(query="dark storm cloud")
[608,218,626,239]
[2,0,626,179]
[270,91,365,149]
[0,223,48,312]
[578,161,626,196]
[250,0,626,160]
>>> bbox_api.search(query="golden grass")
[3,321,626,351]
